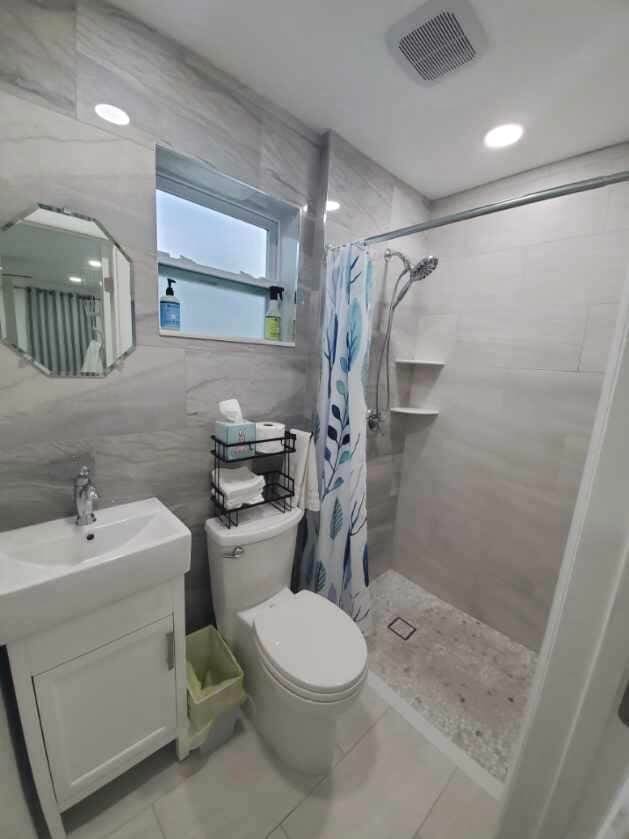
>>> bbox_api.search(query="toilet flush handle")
[226,546,244,558]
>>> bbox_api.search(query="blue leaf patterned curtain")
[313,244,373,634]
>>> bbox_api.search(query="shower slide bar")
[341,168,629,248]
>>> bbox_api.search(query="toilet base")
[235,618,366,775]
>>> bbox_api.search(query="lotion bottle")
[160,278,180,330]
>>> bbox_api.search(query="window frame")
[155,173,279,285]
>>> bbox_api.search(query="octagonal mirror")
[0,205,134,377]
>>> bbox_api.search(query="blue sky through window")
[156,189,268,278]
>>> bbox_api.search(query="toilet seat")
[253,590,368,703]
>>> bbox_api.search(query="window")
[156,186,276,281]
[155,149,300,345]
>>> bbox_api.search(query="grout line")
[277,693,391,832]
[577,305,591,372]
[335,701,389,758]
[411,766,457,839]
[152,803,167,839]
[367,670,504,801]
[95,805,162,839]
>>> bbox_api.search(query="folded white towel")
[211,466,265,510]
[81,339,103,375]
[211,466,264,494]
[211,488,265,511]
[289,429,320,512]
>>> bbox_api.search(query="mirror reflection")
[0,205,134,377]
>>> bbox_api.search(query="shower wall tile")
[411,313,458,362]
[394,365,602,651]
[604,181,629,232]
[367,454,403,581]
[394,146,629,650]
[0,0,76,117]
[456,304,586,373]
[449,338,581,375]
[580,303,618,373]
[434,143,629,216]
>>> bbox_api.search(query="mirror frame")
[0,203,136,377]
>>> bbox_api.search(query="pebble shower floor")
[367,570,538,780]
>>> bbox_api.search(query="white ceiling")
[113,0,629,199]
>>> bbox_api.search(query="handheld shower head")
[411,255,439,282]
[394,255,439,307]
[371,250,440,432]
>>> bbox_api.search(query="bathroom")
[2,1,629,838]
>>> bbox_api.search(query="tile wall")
[393,144,629,650]
[0,0,324,631]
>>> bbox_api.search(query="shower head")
[410,255,439,282]
[394,255,439,307]
[371,251,439,432]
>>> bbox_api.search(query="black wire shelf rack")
[211,431,296,528]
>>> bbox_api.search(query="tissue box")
[214,420,256,461]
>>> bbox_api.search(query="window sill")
[159,329,296,348]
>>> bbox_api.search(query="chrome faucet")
[74,466,99,526]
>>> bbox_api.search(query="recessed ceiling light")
[68,275,83,284]
[326,200,341,212]
[484,123,524,149]
[88,259,102,269]
[94,103,130,126]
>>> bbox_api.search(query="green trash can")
[186,625,246,744]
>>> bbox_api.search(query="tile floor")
[63,684,500,839]
[368,571,537,780]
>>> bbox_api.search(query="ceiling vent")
[387,0,488,85]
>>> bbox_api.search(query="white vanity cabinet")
[7,579,189,839]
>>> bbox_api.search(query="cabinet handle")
[166,631,175,671]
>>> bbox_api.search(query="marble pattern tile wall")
[0,0,76,117]
[394,145,629,650]
[0,5,326,833]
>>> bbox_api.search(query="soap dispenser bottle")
[264,285,283,341]
[160,278,180,331]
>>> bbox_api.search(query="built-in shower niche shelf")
[395,358,445,367]
[390,407,439,417]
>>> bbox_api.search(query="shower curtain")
[313,243,374,634]
[26,288,94,375]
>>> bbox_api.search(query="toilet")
[205,506,368,774]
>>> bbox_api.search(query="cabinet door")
[34,616,177,810]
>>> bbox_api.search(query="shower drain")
[388,616,417,640]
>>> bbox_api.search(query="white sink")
[0,497,191,645]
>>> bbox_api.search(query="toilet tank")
[205,507,304,643]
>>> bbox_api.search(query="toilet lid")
[253,590,367,695]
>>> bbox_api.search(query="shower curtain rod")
[340,169,629,248]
